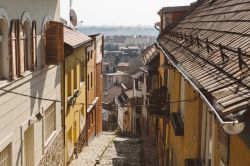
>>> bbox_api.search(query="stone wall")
[38,130,65,166]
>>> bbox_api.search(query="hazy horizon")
[77,25,158,36]
[60,0,196,26]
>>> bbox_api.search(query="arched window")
[31,21,37,70]
[22,20,32,72]
[0,17,9,81]
[19,11,33,75]
[9,20,18,79]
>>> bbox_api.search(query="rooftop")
[104,71,130,76]
[157,0,250,119]
[117,62,129,67]
[103,86,122,103]
[157,6,190,14]
[64,26,92,48]
[140,44,160,66]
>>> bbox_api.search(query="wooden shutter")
[44,103,56,142]
[31,21,37,70]
[45,21,64,64]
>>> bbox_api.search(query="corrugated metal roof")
[64,26,92,48]
[158,0,250,118]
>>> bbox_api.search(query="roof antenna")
[69,0,78,28]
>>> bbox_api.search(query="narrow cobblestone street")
[70,132,159,166]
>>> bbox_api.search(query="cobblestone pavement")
[141,136,159,166]
[71,132,116,166]
[70,132,159,166]
[96,136,142,166]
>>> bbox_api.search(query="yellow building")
[63,26,92,163]
[151,1,250,166]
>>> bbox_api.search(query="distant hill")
[77,26,159,36]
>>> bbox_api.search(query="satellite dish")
[70,9,77,26]
[223,122,245,135]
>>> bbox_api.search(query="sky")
[60,0,196,26]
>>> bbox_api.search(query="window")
[31,21,37,70]
[87,74,89,91]
[68,71,72,96]
[91,72,93,88]
[92,112,94,125]
[0,18,8,81]
[0,144,11,166]
[87,116,91,130]
[44,103,56,143]
[9,20,17,80]
[90,51,93,59]
[74,65,78,89]
[135,80,138,90]
[22,20,31,71]
[179,77,185,121]
[80,62,86,84]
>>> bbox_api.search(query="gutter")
[155,41,238,125]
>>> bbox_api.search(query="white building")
[0,0,64,165]
[103,71,131,91]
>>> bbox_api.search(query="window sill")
[44,130,58,149]
[0,66,57,89]
[0,79,8,88]
[23,70,32,77]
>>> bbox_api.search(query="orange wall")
[230,134,250,166]
[95,63,103,135]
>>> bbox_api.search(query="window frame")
[0,144,11,166]
[44,103,57,147]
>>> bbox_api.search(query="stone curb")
[93,135,116,166]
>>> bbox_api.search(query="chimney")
[158,6,190,33]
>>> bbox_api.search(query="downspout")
[85,46,88,146]
[61,61,66,166]
[155,41,240,125]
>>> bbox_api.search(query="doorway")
[24,124,34,166]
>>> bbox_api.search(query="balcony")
[148,86,170,118]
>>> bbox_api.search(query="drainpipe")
[155,41,245,133]
[85,45,89,146]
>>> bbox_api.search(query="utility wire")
[0,87,197,108]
